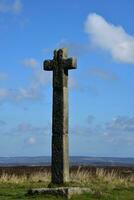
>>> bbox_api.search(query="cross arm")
[43,59,54,71]
[63,57,77,70]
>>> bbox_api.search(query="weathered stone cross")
[43,48,77,184]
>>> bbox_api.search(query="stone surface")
[28,187,91,199]
[43,48,77,184]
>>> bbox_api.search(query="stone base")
[28,187,91,199]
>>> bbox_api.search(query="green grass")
[0,168,134,199]
[0,183,134,200]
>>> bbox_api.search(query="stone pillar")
[52,65,69,184]
[43,48,77,185]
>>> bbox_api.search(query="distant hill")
[0,156,134,167]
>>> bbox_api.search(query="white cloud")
[0,58,51,103]
[85,13,134,64]
[19,58,51,101]
[0,87,42,103]
[74,115,134,146]
[22,58,51,88]
[105,116,134,132]
[3,122,49,136]
[27,137,36,145]
[15,122,47,135]
[15,87,42,101]
[0,0,22,14]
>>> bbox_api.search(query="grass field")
[0,167,134,199]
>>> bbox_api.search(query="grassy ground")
[0,168,134,199]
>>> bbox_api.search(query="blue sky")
[0,0,134,157]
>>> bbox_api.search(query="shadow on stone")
[27,187,91,199]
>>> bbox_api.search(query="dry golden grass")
[0,167,134,200]
[70,167,134,188]
[0,167,134,189]
[0,173,27,184]
[0,171,51,184]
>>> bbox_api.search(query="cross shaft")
[43,48,77,184]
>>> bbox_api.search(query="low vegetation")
[0,167,134,199]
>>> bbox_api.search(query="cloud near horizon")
[70,115,134,153]
[85,13,134,64]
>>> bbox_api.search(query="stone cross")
[43,48,77,184]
